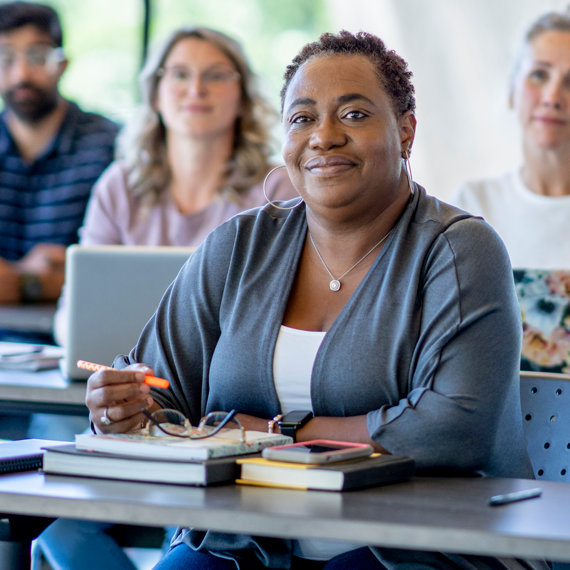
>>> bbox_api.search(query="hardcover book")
[42,443,241,486]
[75,429,292,461]
[236,453,415,491]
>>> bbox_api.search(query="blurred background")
[5,0,568,201]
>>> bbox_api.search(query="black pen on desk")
[488,487,542,506]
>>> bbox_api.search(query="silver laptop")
[62,245,195,380]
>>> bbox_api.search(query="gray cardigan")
[118,185,534,567]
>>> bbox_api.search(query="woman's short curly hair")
[280,30,415,117]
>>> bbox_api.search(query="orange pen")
[76,360,170,389]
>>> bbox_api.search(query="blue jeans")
[36,519,176,570]
[37,520,137,570]
[154,544,384,569]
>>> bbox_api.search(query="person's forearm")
[17,270,64,302]
[297,415,389,453]
[235,413,389,453]
[36,270,65,301]
[0,260,20,303]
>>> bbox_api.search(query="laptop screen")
[62,245,195,380]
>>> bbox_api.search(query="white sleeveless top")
[273,325,325,412]
[273,325,360,561]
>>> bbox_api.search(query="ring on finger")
[100,407,113,426]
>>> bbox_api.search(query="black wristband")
[278,410,313,442]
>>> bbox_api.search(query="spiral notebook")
[0,439,62,474]
[514,268,570,373]
[62,245,195,380]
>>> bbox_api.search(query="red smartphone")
[261,439,373,464]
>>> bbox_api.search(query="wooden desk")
[0,473,568,564]
[0,369,86,415]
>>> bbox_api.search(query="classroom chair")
[520,371,570,482]
[520,370,570,570]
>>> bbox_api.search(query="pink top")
[79,161,298,247]
[54,162,297,346]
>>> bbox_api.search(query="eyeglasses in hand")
[141,408,246,443]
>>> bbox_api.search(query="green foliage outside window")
[38,0,331,123]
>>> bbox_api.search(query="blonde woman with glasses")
[84,25,295,245]
[53,26,296,346]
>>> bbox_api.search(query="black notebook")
[42,443,242,486]
[0,439,62,474]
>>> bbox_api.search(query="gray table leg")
[0,516,54,570]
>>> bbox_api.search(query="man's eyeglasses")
[0,45,65,73]
[156,66,240,89]
[141,408,246,443]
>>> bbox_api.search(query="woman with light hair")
[109,25,290,236]
[452,8,570,269]
[53,25,296,345]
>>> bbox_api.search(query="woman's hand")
[86,363,156,434]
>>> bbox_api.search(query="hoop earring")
[262,165,304,210]
[402,155,415,196]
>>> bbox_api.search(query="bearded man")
[0,1,118,306]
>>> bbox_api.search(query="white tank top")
[272,325,360,561]
[273,325,325,412]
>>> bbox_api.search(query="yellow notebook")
[237,453,415,491]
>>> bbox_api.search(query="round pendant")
[329,279,341,292]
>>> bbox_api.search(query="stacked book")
[23,432,415,492]
[0,342,63,371]
[42,429,292,486]
[237,453,415,491]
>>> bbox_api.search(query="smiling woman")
[84,30,545,569]
[452,8,570,269]
[280,52,415,326]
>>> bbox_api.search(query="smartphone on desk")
[262,439,374,464]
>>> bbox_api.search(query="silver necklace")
[308,230,391,292]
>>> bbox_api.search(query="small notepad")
[0,439,63,474]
